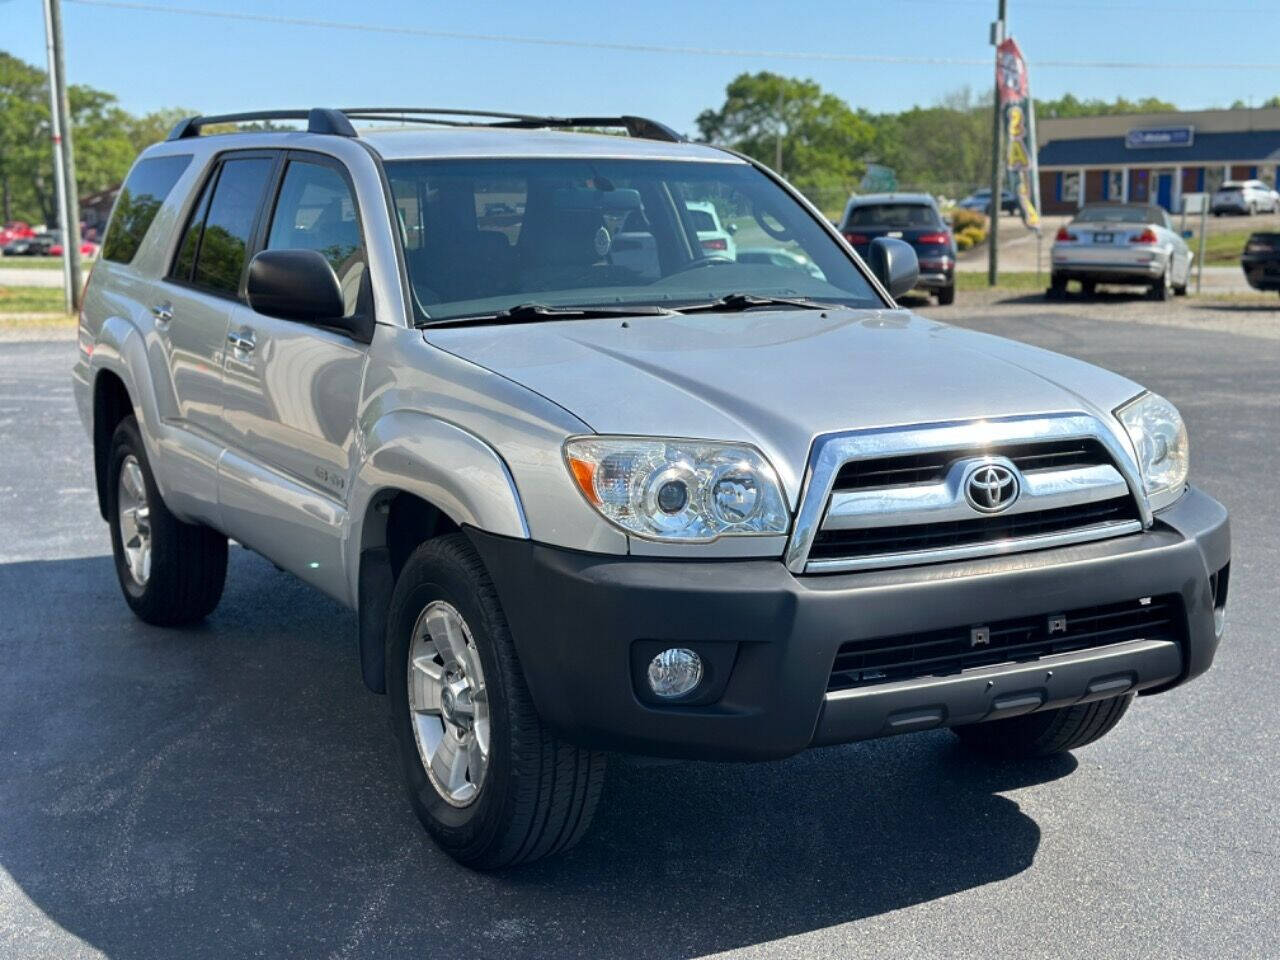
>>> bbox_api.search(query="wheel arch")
[347,411,530,693]
[92,368,135,520]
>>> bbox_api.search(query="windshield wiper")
[674,293,839,314]
[419,302,677,329]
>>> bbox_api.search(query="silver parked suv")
[75,107,1230,869]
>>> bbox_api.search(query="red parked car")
[0,221,36,246]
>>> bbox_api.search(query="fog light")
[646,648,703,699]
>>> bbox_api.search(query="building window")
[1061,171,1081,204]
[1104,170,1124,201]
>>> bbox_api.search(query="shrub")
[950,208,989,233]
[956,224,987,250]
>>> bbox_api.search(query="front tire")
[951,694,1134,759]
[386,534,605,869]
[106,415,227,625]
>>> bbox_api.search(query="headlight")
[1115,392,1189,511]
[564,437,789,541]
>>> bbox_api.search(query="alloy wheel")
[116,455,152,587]
[407,600,491,806]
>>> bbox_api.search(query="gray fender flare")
[89,315,176,503]
[345,411,530,691]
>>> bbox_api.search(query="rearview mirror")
[247,249,370,341]
[866,237,919,300]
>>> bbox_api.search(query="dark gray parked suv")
[74,107,1229,868]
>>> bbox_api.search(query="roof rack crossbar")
[166,107,681,143]
[167,108,357,141]
[342,107,682,141]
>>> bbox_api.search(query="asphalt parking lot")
[1,297,1277,959]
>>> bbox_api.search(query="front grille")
[832,438,1111,491]
[827,594,1183,692]
[807,497,1139,562]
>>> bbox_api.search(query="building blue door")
[1156,172,1174,210]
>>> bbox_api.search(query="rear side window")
[171,155,274,295]
[102,155,192,263]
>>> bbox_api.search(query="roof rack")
[165,107,683,143]
[167,108,357,140]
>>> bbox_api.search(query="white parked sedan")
[1212,179,1280,216]
[1049,204,1193,300]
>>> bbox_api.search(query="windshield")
[384,157,880,323]
[1073,204,1166,225]
[845,203,941,228]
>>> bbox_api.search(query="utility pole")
[43,0,83,314]
[987,0,1007,287]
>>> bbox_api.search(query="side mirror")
[727,222,739,235]
[247,249,369,340]
[867,237,919,300]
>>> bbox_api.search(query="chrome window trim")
[785,413,1152,575]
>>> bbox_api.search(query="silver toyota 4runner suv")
[75,107,1230,869]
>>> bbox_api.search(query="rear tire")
[934,284,955,306]
[1046,275,1067,300]
[106,415,227,625]
[952,694,1134,759]
[386,533,606,869]
[1148,264,1173,301]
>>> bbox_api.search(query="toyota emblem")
[965,463,1019,513]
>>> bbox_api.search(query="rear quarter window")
[102,155,193,264]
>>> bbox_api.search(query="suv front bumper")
[469,486,1228,761]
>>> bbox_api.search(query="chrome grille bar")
[785,413,1150,575]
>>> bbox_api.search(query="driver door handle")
[227,329,256,355]
[150,302,173,326]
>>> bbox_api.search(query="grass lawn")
[0,256,70,269]
[1184,227,1254,265]
[0,285,68,313]
[955,271,1046,292]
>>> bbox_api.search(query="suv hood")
[425,309,1141,503]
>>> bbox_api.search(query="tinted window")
[102,154,192,263]
[266,160,366,316]
[385,157,879,323]
[687,209,717,231]
[172,175,213,281]
[191,156,274,295]
[845,203,940,228]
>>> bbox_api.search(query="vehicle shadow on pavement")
[0,551,1073,960]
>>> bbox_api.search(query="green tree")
[863,87,993,196]
[0,52,51,223]
[696,72,875,207]
[0,50,191,224]
[1035,94,1177,118]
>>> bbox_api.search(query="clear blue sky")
[6,0,1280,130]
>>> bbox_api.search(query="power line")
[60,0,1280,71]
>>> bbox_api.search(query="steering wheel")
[753,207,792,242]
[666,255,735,277]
